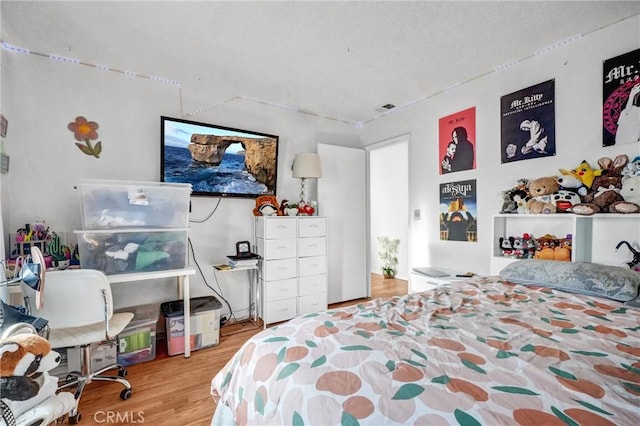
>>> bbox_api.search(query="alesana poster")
[500,79,555,163]
[603,48,640,146]
[439,179,477,242]
[438,106,476,174]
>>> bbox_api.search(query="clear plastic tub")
[115,303,160,366]
[78,179,191,229]
[74,228,188,275]
[161,296,222,356]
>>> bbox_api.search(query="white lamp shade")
[292,153,322,178]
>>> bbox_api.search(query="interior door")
[317,144,367,303]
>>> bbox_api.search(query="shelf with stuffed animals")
[490,213,639,275]
[491,154,640,275]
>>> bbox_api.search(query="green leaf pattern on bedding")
[211,278,640,425]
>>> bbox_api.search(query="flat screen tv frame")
[161,116,279,198]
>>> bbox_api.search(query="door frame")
[366,133,411,283]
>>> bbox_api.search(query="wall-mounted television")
[161,116,279,198]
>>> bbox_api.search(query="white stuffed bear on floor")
[0,333,75,425]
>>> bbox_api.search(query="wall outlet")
[414,209,421,220]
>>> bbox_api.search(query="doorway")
[368,135,410,281]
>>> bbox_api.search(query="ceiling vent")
[375,103,396,113]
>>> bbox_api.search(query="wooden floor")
[72,274,407,425]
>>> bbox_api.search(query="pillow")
[499,260,640,302]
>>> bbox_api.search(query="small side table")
[213,265,262,335]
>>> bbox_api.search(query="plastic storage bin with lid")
[160,296,222,356]
[114,303,160,366]
[74,228,188,275]
[78,179,192,229]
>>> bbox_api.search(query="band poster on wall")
[439,179,477,242]
[439,106,476,174]
[603,48,640,146]
[500,79,556,163]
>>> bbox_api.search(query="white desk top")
[106,266,196,283]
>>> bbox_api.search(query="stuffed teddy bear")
[0,333,75,423]
[554,236,572,262]
[534,234,557,260]
[526,176,559,214]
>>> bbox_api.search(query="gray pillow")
[499,260,640,302]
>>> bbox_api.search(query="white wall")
[0,49,360,315]
[360,17,640,276]
[369,136,409,280]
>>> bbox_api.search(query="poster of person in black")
[500,79,556,163]
[439,106,476,174]
[603,48,640,146]
[439,179,477,242]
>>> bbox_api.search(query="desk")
[107,267,196,357]
[213,265,260,335]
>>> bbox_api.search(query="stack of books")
[226,254,260,269]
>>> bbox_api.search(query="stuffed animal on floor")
[526,176,559,214]
[0,333,75,422]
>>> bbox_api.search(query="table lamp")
[292,153,322,205]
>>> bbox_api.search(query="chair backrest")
[21,269,114,329]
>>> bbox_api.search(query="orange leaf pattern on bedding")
[211,278,640,425]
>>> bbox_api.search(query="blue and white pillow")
[499,260,640,302]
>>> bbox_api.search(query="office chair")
[21,269,134,424]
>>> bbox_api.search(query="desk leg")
[178,274,191,358]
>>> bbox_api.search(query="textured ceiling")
[2,1,639,126]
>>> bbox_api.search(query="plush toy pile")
[0,333,75,425]
[500,154,640,215]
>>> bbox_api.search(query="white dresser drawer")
[298,256,327,277]
[263,258,297,281]
[257,217,297,239]
[298,237,326,257]
[257,238,296,260]
[299,274,327,296]
[298,217,326,237]
[263,278,298,302]
[298,293,327,315]
[264,297,297,323]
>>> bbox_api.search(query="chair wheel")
[118,367,128,378]
[120,388,132,400]
[69,412,82,424]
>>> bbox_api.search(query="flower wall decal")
[67,116,102,158]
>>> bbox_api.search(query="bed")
[210,261,640,425]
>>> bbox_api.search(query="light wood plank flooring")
[73,274,407,425]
